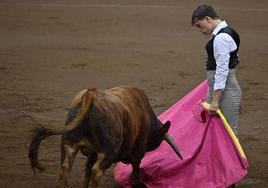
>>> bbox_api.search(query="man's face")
[194,16,213,35]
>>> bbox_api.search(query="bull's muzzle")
[164,133,183,160]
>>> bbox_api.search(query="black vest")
[206,26,240,70]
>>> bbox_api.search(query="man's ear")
[205,16,212,23]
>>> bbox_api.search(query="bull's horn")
[164,133,183,159]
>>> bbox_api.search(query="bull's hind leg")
[89,125,117,187]
[90,153,115,188]
[81,150,97,188]
[59,142,79,188]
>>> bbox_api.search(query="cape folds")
[114,80,248,188]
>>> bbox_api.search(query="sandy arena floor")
[0,0,267,187]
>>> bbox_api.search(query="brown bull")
[28,86,182,188]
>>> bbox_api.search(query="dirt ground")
[0,0,267,187]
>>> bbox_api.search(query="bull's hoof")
[131,182,147,188]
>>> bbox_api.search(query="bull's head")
[160,121,183,159]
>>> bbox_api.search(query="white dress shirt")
[212,21,238,90]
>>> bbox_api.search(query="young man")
[192,4,242,188]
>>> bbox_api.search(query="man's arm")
[209,33,237,114]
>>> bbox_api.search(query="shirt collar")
[212,20,228,35]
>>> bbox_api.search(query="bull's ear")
[160,121,171,135]
[165,121,171,128]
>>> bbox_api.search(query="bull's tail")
[28,126,58,173]
[28,89,94,173]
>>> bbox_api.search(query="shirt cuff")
[214,81,226,90]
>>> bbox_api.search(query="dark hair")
[191,5,219,26]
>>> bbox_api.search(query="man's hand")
[208,90,222,116]
[208,100,219,115]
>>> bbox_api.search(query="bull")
[28,86,183,188]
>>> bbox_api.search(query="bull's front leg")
[131,161,147,188]
[58,142,78,188]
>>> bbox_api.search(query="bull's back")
[65,86,156,161]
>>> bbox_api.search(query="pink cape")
[114,80,249,188]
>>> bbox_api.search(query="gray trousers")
[206,69,242,135]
